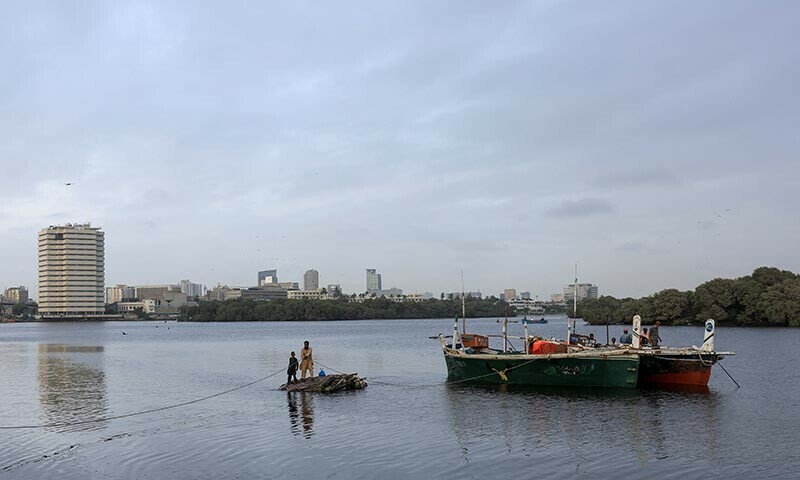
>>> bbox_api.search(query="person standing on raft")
[300,341,314,380]
[287,351,299,385]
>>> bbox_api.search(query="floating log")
[280,373,367,393]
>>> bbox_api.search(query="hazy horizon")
[2,1,798,300]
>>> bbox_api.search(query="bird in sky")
[65,182,73,186]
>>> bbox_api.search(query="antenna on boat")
[461,269,466,334]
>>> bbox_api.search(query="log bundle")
[280,373,367,393]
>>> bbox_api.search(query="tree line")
[578,267,800,327]
[179,296,511,322]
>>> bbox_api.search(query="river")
[0,317,796,479]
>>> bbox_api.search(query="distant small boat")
[521,316,548,324]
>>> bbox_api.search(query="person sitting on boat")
[650,321,662,347]
[300,341,314,380]
[610,337,617,347]
[641,328,650,347]
[619,329,632,344]
[287,351,299,385]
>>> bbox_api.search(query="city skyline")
[1,2,798,300]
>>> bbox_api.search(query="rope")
[0,366,286,430]
[316,358,540,388]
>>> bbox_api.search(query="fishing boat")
[437,272,640,389]
[521,316,548,325]
[437,271,735,390]
[630,316,735,387]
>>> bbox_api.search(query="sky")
[1,1,799,300]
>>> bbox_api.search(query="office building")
[520,291,531,300]
[38,223,105,317]
[366,269,382,292]
[240,284,288,301]
[504,289,517,301]
[105,284,135,304]
[550,293,564,303]
[563,283,599,302]
[135,284,181,300]
[180,279,204,298]
[304,269,319,291]
[278,282,299,290]
[327,284,342,295]
[258,269,278,286]
[288,290,331,300]
[3,286,29,304]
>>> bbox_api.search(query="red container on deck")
[530,340,568,355]
[461,334,489,349]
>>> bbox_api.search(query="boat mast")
[573,263,578,333]
[461,269,466,334]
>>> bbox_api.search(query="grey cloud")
[1,1,799,298]
[547,198,617,218]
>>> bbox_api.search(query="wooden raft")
[280,373,368,393]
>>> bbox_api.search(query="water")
[1,317,797,479]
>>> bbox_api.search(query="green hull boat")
[443,348,640,389]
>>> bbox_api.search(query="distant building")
[240,285,288,301]
[326,284,342,295]
[258,269,278,286]
[447,291,483,300]
[366,269,382,292]
[117,292,188,315]
[563,283,599,302]
[303,270,319,291]
[504,289,517,301]
[105,285,135,304]
[278,282,299,291]
[550,293,564,303]
[520,291,531,300]
[507,298,546,314]
[180,280,204,298]
[288,289,331,300]
[3,286,29,304]
[135,284,181,300]
[206,285,230,301]
[38,223,105,317]
[366,288,403,298]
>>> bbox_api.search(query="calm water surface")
[1,317,797,479]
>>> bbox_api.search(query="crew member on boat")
[620,329,632,344]
[300,340,314,380]
[650,321,662,347]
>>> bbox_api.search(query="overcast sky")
[1,1,798,300]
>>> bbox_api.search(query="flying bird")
[122,331,127,335]
[65,183,73,186]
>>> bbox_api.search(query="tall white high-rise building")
[303,270,319,291]
[366,269,382,292]
[38,223,105,317]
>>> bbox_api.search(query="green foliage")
[580,267,800,327]
[179,297,511,322]
[11,303,27,316]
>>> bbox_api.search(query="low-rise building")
[135,284,181,300]
[3,286,29,304]
[288,289,331,300]
[504,289,517,301]
[240,285,288,301]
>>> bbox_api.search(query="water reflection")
[444,384,722,468]
[37,344,107,432]
[287,392,314,438]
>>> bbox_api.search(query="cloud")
[547,198,617,218]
